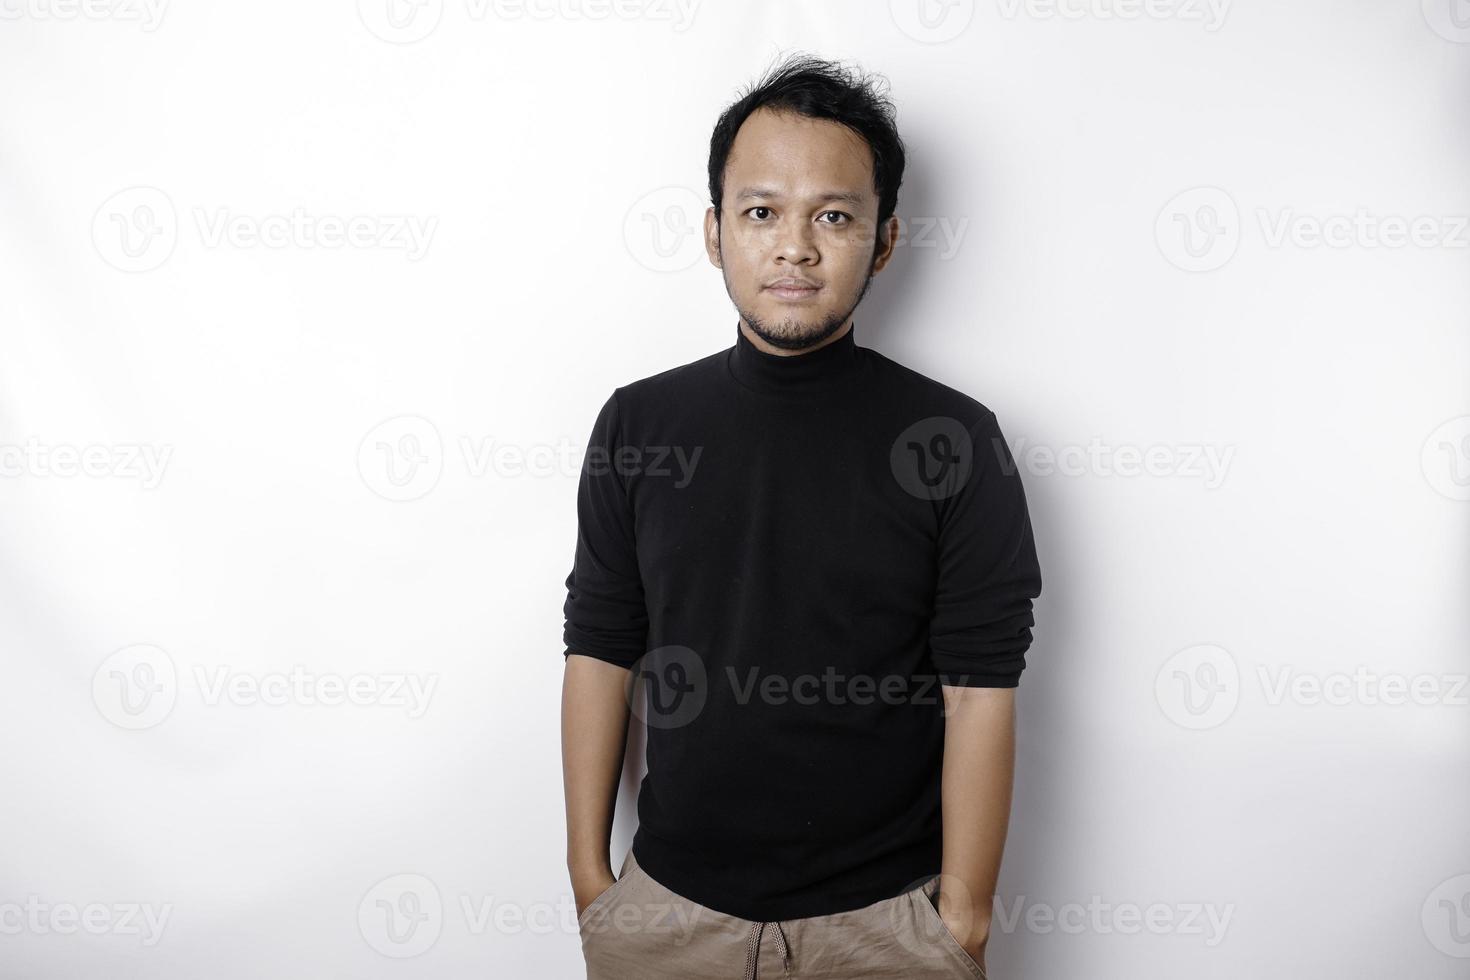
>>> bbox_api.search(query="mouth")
[765,282,821,302]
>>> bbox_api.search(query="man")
[561,53,1042,979]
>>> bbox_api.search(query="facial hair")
[724,252,880,353]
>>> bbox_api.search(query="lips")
[765,280,821,300]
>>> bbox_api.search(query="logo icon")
[92,186,177,272]
[358,873,443,957]
[358,416,444,502]
[93,644,178,730]
[891,416,974,500]
[623,187,708,273]
[1423,0,1470,42]
[1155,643,1239,730]
[1156,187,1240,272]
[1422,873,1470,957]
[357,0,443,43]
[1422,415,1470,501]
[627,645,707,730]
[890,0,975,43]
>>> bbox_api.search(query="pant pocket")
[910,877,988,979]
[577,851,642,930]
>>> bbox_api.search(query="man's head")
[705,54,906,353]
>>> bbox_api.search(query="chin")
[762,322,829,348]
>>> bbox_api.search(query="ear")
[871,215,901,273]
[704,206,722,269]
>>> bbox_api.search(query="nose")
[774,215,818,266]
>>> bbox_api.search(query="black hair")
[707,53,906,241]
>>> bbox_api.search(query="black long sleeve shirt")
[562,322,1042,922]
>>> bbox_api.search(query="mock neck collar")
[727,322,862,397]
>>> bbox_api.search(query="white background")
[2,1,1468,978]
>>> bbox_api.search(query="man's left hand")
[937,887,990,971]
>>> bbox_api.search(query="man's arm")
[925,409,1042,969]
[562,653,632,915]
[937,684,1016,967]
[559,389,649,915]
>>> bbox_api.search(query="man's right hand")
[572,867,618,917]
[562,654,634,918]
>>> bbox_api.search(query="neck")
[727,319,863,397]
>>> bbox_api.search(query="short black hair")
[708,53,906,238]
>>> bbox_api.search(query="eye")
[818,211,851,226]
[746,206,773,221]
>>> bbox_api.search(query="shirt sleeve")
[928,409,1043,688]
[562,389,649,670]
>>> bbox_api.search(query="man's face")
[705,107,898,352]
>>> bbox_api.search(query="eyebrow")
[734,186,868,206]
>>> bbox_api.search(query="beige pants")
[578,848,989,980]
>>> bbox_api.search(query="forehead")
[725,107,875,203]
